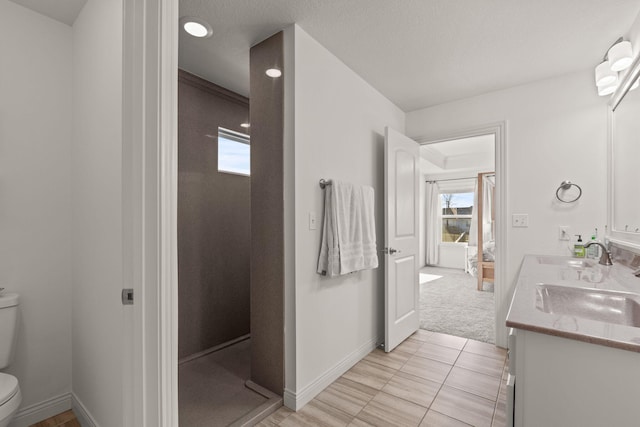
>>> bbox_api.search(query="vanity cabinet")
[511,328,640,427]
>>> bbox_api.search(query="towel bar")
[319,179,332,189]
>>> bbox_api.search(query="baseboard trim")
[11,392,72,427]
[283,337,379,411]
[72,393,98,427]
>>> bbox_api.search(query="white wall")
[71,0,123,425]
[407,70,608,346]
[285,25,405,408]
[0,1,73,423]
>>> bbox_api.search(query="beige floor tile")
[258,406,294,425]
[395,337,424,354]
[426,332,468,350]
[410,329,434,342]
[381,370,441,407]
[463,339,507,361]
[430,385,495,427]
[455,351,504,378]
[357,391,428,427]
[255,419,280,427]
[400,354,452,383]
[497,380,507,402]
[315,377,377,416]
[279,399,353,427]
[364,347,411,370]
[444,366,501,401]
[416,341,461,365]
[348,419,375,427]
[342,359,396,390]
[420,410,473,426]
[492,399,507,427]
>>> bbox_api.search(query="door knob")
[382,247,400,254]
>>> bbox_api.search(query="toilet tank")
[0,294,19,369]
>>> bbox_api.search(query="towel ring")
[556,180,582,203]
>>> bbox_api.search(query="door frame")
[122,0,179,425]
[416,122,508,348]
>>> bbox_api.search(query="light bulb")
[608,40,633,72]
[598,82,618,96]
[595,61,617,87]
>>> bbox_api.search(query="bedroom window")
[441,192,473,243]
[218,127,250,176]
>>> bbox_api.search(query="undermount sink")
[536,284,640,328]
[537,256,595,269]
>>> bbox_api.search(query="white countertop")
[506,254,640,352]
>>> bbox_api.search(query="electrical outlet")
[512,214,529,228]
[558,226,570,241]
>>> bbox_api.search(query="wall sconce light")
[609,40,633,71]
[595,61,617,86]
[594,38,634,96]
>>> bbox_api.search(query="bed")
[476,172,495,291]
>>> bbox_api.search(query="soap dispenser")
[574,235,585,258]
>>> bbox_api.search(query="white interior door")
[384,126,420,352]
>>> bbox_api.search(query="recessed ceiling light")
[265,68,282,78]
[240,123,250,128]
[180,17,212,38]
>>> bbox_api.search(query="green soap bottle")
[574,234,585,258]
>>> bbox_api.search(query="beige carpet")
[419,266,495,344]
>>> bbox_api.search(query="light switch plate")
[309,212,317,230]
[558,226,570,240]
[512,214,529,228]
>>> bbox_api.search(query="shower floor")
[179,338,278,426]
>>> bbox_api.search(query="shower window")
[218,127,250,176]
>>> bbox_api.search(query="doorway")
[417,126,505,346]
[176,70,273,426]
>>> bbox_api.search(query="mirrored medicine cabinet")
[609,55,640,247]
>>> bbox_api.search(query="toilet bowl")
[0,373,21,427]
[0,294,20,427]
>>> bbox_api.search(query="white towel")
[317,180,378,276]
[317,183,340,277]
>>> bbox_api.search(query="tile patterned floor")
[258,330,508,427]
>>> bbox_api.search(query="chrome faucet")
[583,242,613,266]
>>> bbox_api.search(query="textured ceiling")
[179,0,640,111]
[421,135,495,175]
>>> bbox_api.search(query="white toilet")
[0,293,21,427]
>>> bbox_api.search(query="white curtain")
[482,175,495,244]
[425,182,441,265]
[468,181,479,247]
